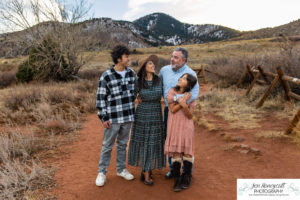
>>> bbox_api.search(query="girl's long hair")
[174,73,197,93]
[137,61,159,89]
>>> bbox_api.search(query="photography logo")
[237,179,300,200]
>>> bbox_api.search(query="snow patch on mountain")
[166,35,182,45]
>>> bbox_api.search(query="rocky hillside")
[0,18,150,58]
[2,12,300,58]
[0,12,242,58]
[234,19,300,40]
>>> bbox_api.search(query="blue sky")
[88,0,300,31]
[1,0,300,33]
[89,0,129,21]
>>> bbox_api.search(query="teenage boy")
[95,45,136,186]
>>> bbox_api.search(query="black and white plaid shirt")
[96,65,136,124]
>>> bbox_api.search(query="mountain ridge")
[1,12,300,58]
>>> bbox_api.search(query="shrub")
[4,87,42,112]
[16,61,33,83]
[28,38,69,81]
[0,131,35,163]
[209,46,300,95]
[42,119,68,134]
[0,63,16,71]
[0,159,54,200]
[0,130,54,199]
[72,79,98,93]
[0,81,96,126]
[78,69,103,80]
[16,37,81,83]
[0,71,17,88]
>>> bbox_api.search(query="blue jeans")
[164,107,173,171]
[164,106,175,172]
[98,122,132,174]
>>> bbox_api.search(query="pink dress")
[164,88,196,156]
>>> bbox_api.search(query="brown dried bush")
[3,86,42,112]
[209,45,300,95]
[0,71,16,88]
[77,69,103,80]
[0,130,54,199]
[0,80,96,130]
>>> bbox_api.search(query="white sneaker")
[117,169,134,180]
[95,172,106,186]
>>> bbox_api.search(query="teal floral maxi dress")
[128,78,166,171]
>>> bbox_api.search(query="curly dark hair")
[174,73,197,93]
[111,45,130,64]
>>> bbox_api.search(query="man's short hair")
[174,47,188,62]
[111,45,130,64]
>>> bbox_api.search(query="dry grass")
[254,130,287,139]
[0,160,54,200]
[0,130,55,199]
[2,37,296,71]
[289,122,300,146]
[193,102,222,132]
[222,143,240,151]
[78,69,104,80]
[209,42,300,93]
[193,117,220,132]
[0,71,16,88]
[0,78,99,199]
[0,63,16,71]
[0,80,97,131]
[196,87,262,129]
[0,57,26,72]
[4,37,298,85]
[195,85,300,130]
[0,36,300,198]
[292,122,300,136]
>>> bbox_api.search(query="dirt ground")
[51,84,300,200]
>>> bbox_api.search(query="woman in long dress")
[128,55,166,185]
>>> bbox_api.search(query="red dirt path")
[52,85,300,200]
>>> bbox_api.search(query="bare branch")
[0,0,93,81]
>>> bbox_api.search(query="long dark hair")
[137,62,159,89]
[174,73,197,93]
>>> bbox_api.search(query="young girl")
[164,73,197,192]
